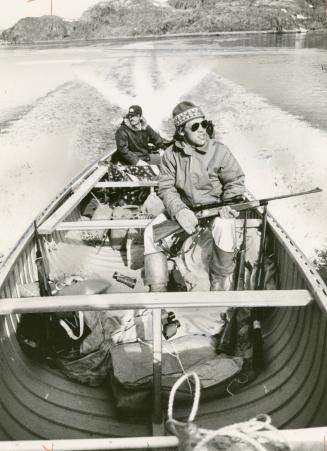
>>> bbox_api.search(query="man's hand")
[175,208,198,235]
[219,206,239,219]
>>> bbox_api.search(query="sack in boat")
[141,192,165,217]
[17,312,88,363]
[16,278,111,363]
[90,203,113,242]
[110,205,140,250]
[56,278,111,296]
[109,335,244,415]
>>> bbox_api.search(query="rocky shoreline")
[1,0,326,45]
[2,28,326,47]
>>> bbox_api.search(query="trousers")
[143,212,237,289]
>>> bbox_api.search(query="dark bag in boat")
[17,313,53,362]
[17,312,88,363]
[16,279,110,363]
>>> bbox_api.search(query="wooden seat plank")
[95,181,159,188]
[38,166,108,235]
[0,290,312,315]
[55,219,151,231]
[52,218,262,232]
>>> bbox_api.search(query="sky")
[0,0,110,29]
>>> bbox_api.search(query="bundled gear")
[167,373,291,451]
[108,163,158,182]
[17,278,111,364]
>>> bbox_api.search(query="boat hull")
[1,152,327,441]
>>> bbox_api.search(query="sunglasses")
[188,120,208,132]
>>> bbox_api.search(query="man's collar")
[123,117,147,131]
[175,138,210,156]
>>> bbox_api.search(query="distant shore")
[1,27,326,46]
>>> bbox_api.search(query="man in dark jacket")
[143,101,245,292]
[115,105,166,165]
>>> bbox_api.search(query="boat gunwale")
[1,427,327,451]
[0,154,326,316]
[0,150,113,289]
[1,155,327,446]
[265,209,327,314]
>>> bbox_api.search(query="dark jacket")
[158,138,245,218]
[115,117,165,165]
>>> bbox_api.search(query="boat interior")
[1,153,327,443]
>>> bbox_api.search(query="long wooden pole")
[1,428,327,450]
[0,290,312,315]
[0,436,179,451]
[152,308,163,430]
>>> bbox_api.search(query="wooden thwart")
[38,166,108,235]
[49,218,262,232]
[0,289,312,315]
[0,427,327,450]
[55,219,151,231]
[95,181,159,188]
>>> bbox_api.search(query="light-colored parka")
[158,138,245,218]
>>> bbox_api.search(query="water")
[0,33,327,263]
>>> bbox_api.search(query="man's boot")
[210,245,234,291]
[144,252,168,292]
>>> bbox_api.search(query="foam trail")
[75,56,214,130]
[132,56,214,129]
[194,74,327,258]
[75,67,131,117]
[132,56,155,112]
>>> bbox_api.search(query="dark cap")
[127,105,142,117]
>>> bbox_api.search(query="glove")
[219,205,239,219]
[136,159,149,166]
[175,208,198,235]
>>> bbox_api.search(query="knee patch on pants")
[144,252,169,286]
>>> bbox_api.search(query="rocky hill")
[1,0,326,43]
[1,16,68,43]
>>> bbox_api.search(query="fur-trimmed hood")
[122,116,148,131]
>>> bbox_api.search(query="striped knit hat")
[172,101,204,128]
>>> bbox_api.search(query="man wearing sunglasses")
[114,105,167,165]
[143,101,245,292]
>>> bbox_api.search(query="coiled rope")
[167,372,290,451]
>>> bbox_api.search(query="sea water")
[0,34,327,263]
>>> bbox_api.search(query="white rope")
[168,341,193,396]
[137,338,193,397]
[167,372,201,424]
[59,312,84,340]
[194,417,274,451]
[167,373,290,451]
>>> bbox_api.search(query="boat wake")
[75,55,214,132]
[0,80,118,260]
[1,46,327,265]
[189,73,327,259]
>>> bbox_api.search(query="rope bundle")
[167,373,290,451]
